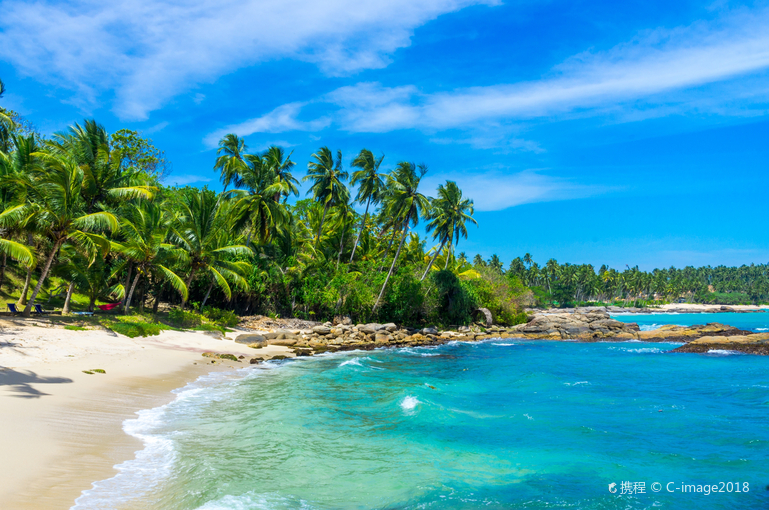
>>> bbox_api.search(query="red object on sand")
[97,303,120,311]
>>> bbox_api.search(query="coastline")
[0,319,293,510]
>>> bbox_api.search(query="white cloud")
[262,8,769,133]
[0,0,494,120]
[421,170,614,211]
[203,103,330,147]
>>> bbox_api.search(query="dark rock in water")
[249,357,263,364]
[293,348,313,357]
[235,333,266,345]
[271,355,288,360]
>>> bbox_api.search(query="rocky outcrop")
[671,333,769,355]
[235,311,768,357]
[511,310,639,340]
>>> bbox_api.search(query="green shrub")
[201,306,239,327]
[64,325,88,331]
[110,321,162,338]
[168,308,204,328]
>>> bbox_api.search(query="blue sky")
[1,0,768,270]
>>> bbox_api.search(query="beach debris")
[202,352,240,362]
[82,370,94,374]
[92,369,106,373]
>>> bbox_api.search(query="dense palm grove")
[0,81,766,328]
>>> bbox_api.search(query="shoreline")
[0,319,294,510]
[3,309,768,509]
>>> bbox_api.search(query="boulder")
[474,308,493,327]
[383,323,397,332]
[421,327,438,335]
[270,338,297,346]
[312,325,331,335]
[235,333,267,345]
[333,315,352,326]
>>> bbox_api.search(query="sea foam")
[400,395,420,411]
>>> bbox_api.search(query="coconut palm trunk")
[124,271,142,314]
[336,215,348,270]
[373,217,411,311]
[201,280,215,309]
[23,239,64,317]
[378,226,400,273]
[62,281,75,315]
[0,253,6,294]
[121,263,133,308]
[348,197,371,263]
[420,239,447,281]
[316,201,330,250]
[17,267,32,306]
[181,268,196,308]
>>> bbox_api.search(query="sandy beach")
[0,319,293,510]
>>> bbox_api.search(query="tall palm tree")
[373,162,430,311]
[111,200,188,313]
[214,134,248,192]
[262,146,299,202]
[349,149,385,263]
[171,189,251,308]
[303,147,349,251]
[20,151,117,316]
[420,180,476,280]
[230,156,289,245]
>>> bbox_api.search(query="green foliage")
[110,129,169,178]
[466,270,531,325]
[377,268,424,324]
[201,306,239,327]
[109,320,162,338]
[168,308,204,328]
[427,270,475,326]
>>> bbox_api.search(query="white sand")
[0,319,293,509]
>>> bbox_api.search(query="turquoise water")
[612,312,769,332]
[74,337,769,510]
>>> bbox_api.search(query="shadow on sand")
[0,368,73,398]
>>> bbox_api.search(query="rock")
[358,324,382,334]
[270,338,297,346]
[383,323,397,332]
[235,333,266,345]
[375,333,391,343]
[421,327,438,335]
[333,315,352,326]
[330,327,345,337]
[312,325,331,335]
[474,307,493,326]
[249,357,263,364]
[203,330,224,339]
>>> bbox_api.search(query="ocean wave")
[196,491,315,509]
[564,381,590,386]
[72,368,269,509]
[339,357,364,367]
[400,395,420,412]
[707,349,742,356]
[491,343,517,347]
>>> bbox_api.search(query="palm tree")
[171,189,252,308]
[262,146,299,201]
[349,149,385,263]
[230,156,289,245]
[49,120,155,211]
[214,134,248,192]
[111,201,188,313]
[303,147,349,251]
[373,162,430,311]
[20,151,118,316]
[420,180,476,280]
